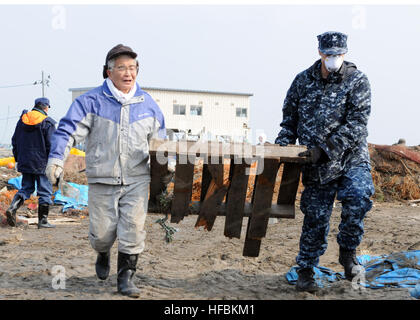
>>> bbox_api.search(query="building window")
[236,108,247,117]
[190,105,202,116]
[173,104,186,115]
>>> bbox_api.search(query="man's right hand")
[298,146,329,164]
[46,164,64,186]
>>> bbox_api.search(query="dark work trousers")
[16,173,53,205]
[296,164,375,269]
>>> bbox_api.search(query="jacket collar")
[102,80,145,105]
[310,59,349,84]
[32,106,48,116]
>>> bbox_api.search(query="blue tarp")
[286,250,420,298]
[286,266,345,288]
[8,175,88,212]
[53,182,88,212]
[8,175,37,194]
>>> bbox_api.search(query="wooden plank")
[242,218,262,258]
[243,158,280,257]
[24,217,80,225]
[170,156,195,223]
[149,139,307,163]
[148,153,169,212]
[186,202,296,219]
[200,163,212,203]
[224,158,236,204]
[276,162,302,219]
[224,160,251,239]
[195,161,230,231]
[247,158,280,238]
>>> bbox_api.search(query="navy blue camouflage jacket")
[275,59,371,185]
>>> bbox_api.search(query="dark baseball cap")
[103,44,138,78]
[34,97,50,108]
[317,31,348,55]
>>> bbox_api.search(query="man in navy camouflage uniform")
[275,31,375,293]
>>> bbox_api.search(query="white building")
[69,86,253,143]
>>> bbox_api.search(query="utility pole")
[36,71,50,97]
[33,71,51,98]
[42,71,45,97]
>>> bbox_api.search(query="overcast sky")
[0,4,419,146]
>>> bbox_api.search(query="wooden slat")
[242,219,262,258]
[224,160,251,239]
[200,163,212,203]
[195,161,230,231]
[148,153,169,212]
[276,162,302,219]
[243,158,280,257]
[170,156,195,223]
[225,159,236,204]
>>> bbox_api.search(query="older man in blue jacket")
[6,97,56,229]
[46,44,166,298]
[275,32,375,293]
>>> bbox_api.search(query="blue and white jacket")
[48,81,166,185]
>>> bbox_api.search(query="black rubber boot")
[339,248,360,280]
[38,204,55,229]
[95,251,110,280]
[117,252,141,298]
[296,267,318,293]
[6,194,24,227]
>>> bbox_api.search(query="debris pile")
[369,143,420,202]
[63,154,87,185]
[0,188,36,228]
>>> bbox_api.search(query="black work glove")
[298,146,329,164]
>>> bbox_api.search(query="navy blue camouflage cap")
[317,31,348,55]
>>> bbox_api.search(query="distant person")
[46,44,166,298]
[275,31,375,293]
[6,97,56,229]
[393,138,406,146]
[257,132,267,145]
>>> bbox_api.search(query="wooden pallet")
[148,139,306,257]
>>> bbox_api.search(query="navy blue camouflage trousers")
[296,164,375,269]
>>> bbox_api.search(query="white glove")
[46,164,64,186]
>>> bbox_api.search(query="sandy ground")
[0,201,418,300]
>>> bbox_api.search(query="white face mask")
[324,55,344,72]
